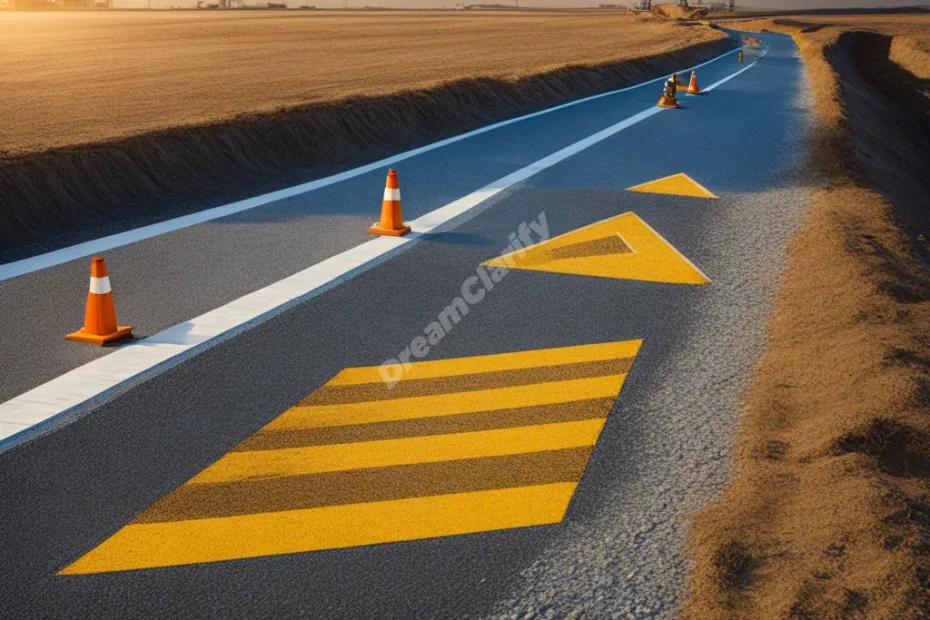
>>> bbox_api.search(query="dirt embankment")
[685,18,930,620]
[654,3,708,21]
[0,12,732,263]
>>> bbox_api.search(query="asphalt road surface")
[0,31,813,619]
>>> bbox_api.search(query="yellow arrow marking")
[626,173,718,199]
[484,212,709,285]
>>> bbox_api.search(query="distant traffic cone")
[66,257,132,346]
[367,169,411,237]
[738,50,744,63]
[687,71,701,95]
[657,84,678,109]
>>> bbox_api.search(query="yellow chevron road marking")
[330,340,642,386]
[190,419,605,484]
[267,373,627,431]
[62,341,642,574]
[60,483,576,575]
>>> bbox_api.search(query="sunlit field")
[0,10,724,155]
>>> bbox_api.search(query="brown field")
[0,10,723,157]
[686,14,930,620]
[725,13,930,59]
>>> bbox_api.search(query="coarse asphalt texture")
[0,31,813,619]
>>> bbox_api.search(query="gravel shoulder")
[482,33,815,619]
[684,16,930,619]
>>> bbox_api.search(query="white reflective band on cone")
[89,276,112,295]
[383,188,401,202]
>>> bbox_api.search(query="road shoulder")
[685,18,930,619]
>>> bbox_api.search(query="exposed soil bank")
[0,36,734,264]
[685,20,930,620]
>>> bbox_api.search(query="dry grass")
[684,14,930,620]
[0,10,733,261]
[0,10,723,157]
[653,2,707,21]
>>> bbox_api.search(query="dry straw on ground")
[685,14,930,620]
[0,10,722,157]
[0,11,733,260]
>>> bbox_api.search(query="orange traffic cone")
[687,71,701,95]
[657,83,678,109]
[66,257,132,346]
[367,169,411,237]
[738,50,744,63]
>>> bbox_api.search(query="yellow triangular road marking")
[626,173,718,199]
[484,212,709,285]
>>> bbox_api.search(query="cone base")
[657,97,679,109]
[367,223,411,237]
[67,326,132,346]
[687,87,702,95]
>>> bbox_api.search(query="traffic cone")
[738,50,744,63]
[367,169,411,237]
[66,257,132,346]
[687,71,701,95]
[657,85,678,109]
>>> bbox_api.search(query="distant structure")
[629,0,650,12]
[14,0,111,6]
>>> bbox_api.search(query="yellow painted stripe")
[266,373,628,431]
[189,419,606,484]
[60,483,576,574]
[329,340,642,386]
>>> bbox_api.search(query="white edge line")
[0,47,740,283]
[0,49,762,453]
[704,59,761,92]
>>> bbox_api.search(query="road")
[0,32,812,618]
